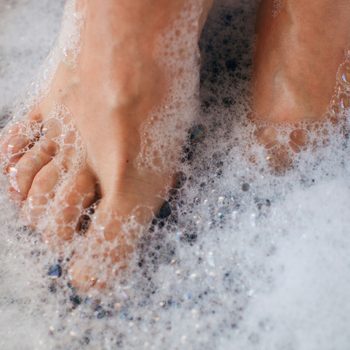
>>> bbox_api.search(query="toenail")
[255,126,278,148]
[290,128,308,146]
[57,226,75,241]
[25,206,45,222]
[104,229,118,241]
[131,206,154,224]
[64,131,76,144]
[40,118,62,138]
[27,195,48,208]
[56,206,80,224]
[7,122,24,135]
[8,167,20,193]
[40,139,58,156]
[29,113,42,122]
[66,191,81,206]
[4,135,29,155]
[8,187,23,203]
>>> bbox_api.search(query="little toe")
[0,121,32,170]
[1,134,32,171]
[9,138,58,199]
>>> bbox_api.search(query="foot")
[0,0,213,291]
[252,0,350,170]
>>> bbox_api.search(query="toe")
[23,162,61,226]
[68,259,105,292]
[49,169,96,242]
[0,110,60,175]
[289,128,309,152]
[0,122,32,171]
[9,137,58,199]
[68,202,139,292]
[1,134,31,172]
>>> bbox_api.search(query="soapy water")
[1,0,350,349]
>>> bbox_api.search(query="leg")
[252,0,350,168]
[0,0,213,290]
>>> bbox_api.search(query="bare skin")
[0,0,213,291]
[2,0,348,291]
[252,0,350,169]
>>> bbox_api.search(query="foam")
[272,0,284,17]
[0,0,350,349]
[137,1,203,173]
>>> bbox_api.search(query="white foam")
[0,0,350,349]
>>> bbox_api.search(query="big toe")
[68,203,139,292]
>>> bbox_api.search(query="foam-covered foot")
[252,0,350,170]
[0,0,213,291]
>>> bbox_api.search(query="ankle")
[253,0,350,123]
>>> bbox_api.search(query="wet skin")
[1,0,349,290]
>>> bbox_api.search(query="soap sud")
[138,1,203,173]
[0,0,350,349]
[272,0,284,17]
[31,0,83,105]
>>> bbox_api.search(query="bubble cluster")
[272,0,284,17]
[137,1,204,173]
[0,0,350,350]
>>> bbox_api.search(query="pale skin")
[0,0,348,290]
